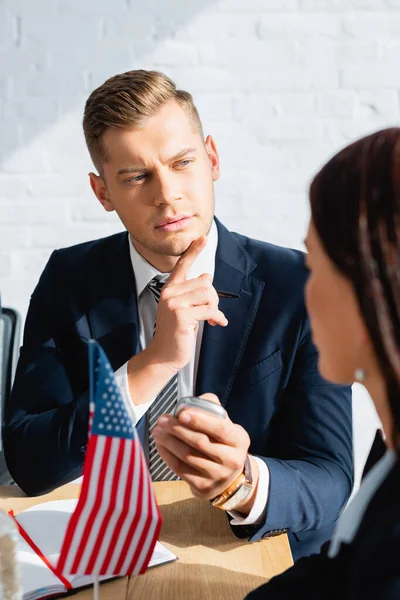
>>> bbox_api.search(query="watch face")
[222,482,253,511]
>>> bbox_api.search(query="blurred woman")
[247,127,400,599]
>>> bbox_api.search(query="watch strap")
[244,454,252,485]
[211,454,253,510]
[211,473,246,508]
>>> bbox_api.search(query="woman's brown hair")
[310,128,400,447]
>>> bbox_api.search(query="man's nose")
[152,172,182,206]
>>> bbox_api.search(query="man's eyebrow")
[169,147,197,162]
[117,166,145,176]
[116,148,197,177]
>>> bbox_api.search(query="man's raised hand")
[147,236,228,374]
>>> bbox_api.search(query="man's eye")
[127,174,145,183]
[177,160,191,167]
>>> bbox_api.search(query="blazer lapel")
[196,220,264,407]
[87,232,141,371]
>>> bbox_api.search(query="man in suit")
[4,70,352,561]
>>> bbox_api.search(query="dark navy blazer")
[4,219,353,560]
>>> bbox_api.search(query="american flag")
[56,340,162,576]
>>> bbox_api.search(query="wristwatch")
[211,455,253,511]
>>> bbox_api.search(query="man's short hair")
[83,69,204,173]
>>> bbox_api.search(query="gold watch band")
[211,455,253,510]
[211,473,246,508]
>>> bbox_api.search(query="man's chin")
[155,230,203,256]
[159,237,196,257]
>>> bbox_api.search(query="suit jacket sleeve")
[4,251,89,496]
[248,310,353,540]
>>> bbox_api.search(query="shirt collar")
[128,220,219,298]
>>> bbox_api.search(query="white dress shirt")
[329,448,396,558]
[114,221,269,526]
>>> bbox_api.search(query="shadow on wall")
[0,0,218,166]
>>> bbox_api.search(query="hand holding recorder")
[153,393,259,513]
[174,396,227,419]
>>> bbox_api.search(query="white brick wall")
[1,0,394,483]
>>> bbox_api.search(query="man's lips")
[155,216,193,232]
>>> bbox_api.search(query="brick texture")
[0,0,391,482]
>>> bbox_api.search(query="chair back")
[0,307,21,484]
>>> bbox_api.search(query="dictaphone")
[174,396,227,419]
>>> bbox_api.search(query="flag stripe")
[82,437,123,573]
[124,453,160,574]
[138,481,163,573]
[77,436,117,572]
[100,438,138,574]
[56,434,98,574]
[112,446,144,572]
[129,466,162,574]
[135,488,162,573]
[93,440,131,573]
[70,436,112,573]
[119,461,147,573]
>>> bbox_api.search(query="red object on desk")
[9,509,72,592]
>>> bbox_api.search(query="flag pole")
[88,339,96,431]
[93,576,100,600]
[89,339,95,406]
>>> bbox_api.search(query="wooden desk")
[0,482,293,600]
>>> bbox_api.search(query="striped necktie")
[147,276,180,481]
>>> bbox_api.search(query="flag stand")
[93,576,100,600]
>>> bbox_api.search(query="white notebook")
[14,499,177,600]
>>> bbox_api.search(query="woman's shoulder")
[345,456,400,597]
[246,459,400,600]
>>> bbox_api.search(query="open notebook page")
[16,499,177,600]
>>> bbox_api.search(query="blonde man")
[5,70,352,561]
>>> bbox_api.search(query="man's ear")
[204,135,220,183]
[89,172,114,212]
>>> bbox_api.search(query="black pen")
[216,290,240,299]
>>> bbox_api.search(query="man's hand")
[153,393,258,513]
[147,237,228,374]
[127,237,228,405]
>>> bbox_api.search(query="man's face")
[90,100,220,266]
